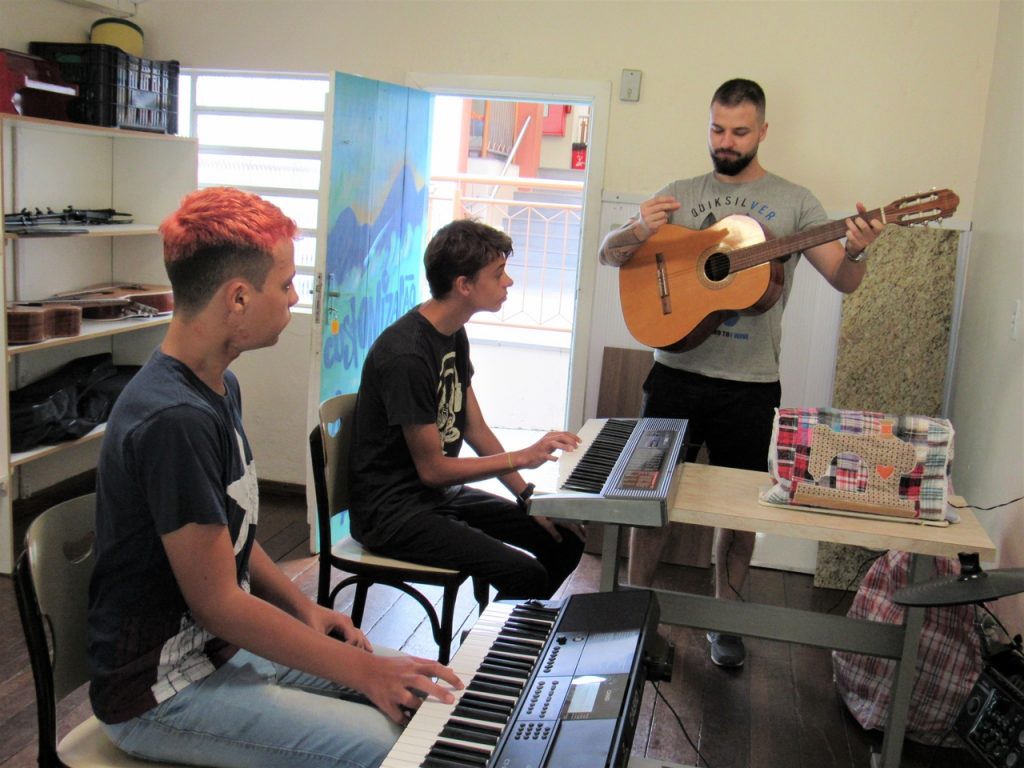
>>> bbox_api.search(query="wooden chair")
[310,393,489,664]
[13,493,193,768]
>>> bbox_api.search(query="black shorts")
[640,362,781,472]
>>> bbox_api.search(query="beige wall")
[4,3,1020,579]
[947,0,1024,628]
[3,0,997,218]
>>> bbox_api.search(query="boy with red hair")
[88,187,459,768]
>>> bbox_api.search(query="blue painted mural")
[319,72,432,403]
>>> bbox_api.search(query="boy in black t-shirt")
[350,219,585,599]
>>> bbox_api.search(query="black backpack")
[9,353,140,453]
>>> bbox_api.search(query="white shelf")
[6,314,172,358]
[1,111,198,574]
[0,113,191,143]
[4,224,161,239]
[10,424,106,467]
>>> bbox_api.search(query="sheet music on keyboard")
[381,590,660,768]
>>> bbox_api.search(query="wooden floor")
[1,488,975,768]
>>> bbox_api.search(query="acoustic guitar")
[7,283,174,343]
[42,282,174,319]
[618,189,960,351]
[6,304,82,344]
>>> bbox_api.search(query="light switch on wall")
[620,69,642,102]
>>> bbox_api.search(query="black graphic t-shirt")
[349,307,473,547]
[88,350,258,723]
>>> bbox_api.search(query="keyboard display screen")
[616,429,675,490]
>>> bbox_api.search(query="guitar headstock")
[883,189,959,227]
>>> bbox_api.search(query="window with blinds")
[177,71,330,310]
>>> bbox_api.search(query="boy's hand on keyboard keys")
[364,655,463,724]
[511,431,582,470]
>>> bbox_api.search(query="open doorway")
[428,96,591,434]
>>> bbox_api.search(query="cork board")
[816,225,960,588]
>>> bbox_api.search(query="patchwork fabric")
[765,408,954,521]
[833,551,981,746]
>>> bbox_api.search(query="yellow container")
[90,18,144,58]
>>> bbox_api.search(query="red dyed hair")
[159,187,297,263]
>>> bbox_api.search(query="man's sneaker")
[707,632,746,668]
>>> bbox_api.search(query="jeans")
[103,649,403,768]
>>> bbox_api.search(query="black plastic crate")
[28,42,178,134]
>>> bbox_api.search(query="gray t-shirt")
[600,172,829,382]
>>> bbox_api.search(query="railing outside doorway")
[428,173,584,339]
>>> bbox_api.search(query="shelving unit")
[1,114,197,574]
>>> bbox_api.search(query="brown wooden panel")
[595,346,651,419]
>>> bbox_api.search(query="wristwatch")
[845,243,868,263]
[516,482,536,511]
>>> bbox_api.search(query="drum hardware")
[895,552,1024,767]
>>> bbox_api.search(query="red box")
[0,49,78,120]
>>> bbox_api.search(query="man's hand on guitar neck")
[805,202,885,294]
[638,195,682,236]
[843,201,885,260]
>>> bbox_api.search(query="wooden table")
[598,462,996,768]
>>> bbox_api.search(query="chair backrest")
[310,393,358,529]
[14,493,99,764]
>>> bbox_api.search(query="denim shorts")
[103,648,403,768]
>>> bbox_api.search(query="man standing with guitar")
[599,78,884,668]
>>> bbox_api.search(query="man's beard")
[711,148,756,176]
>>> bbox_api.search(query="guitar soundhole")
[703,252,731,282]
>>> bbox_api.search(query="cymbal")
[894,553,1024,607]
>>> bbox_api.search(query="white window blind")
[178,70,330,310]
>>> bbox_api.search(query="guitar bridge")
[123,301,159,318]
[655,252,671,315]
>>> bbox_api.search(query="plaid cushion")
[765,408,954,521]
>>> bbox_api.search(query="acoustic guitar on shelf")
[6,283,174,344]
[6,303,82,344]
[618,189,960,351]
[43,282,174,320]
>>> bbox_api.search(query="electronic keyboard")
[528,417,688,527]
[381,590,660,768]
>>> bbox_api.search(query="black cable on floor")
[653,681,714,768]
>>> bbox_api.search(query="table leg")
[874,553,930,768]
[601,523,623,592]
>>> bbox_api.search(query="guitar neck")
[727,206,886,273]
